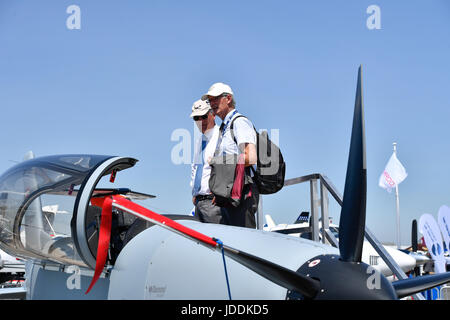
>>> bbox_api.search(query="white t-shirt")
[190,125,220,196]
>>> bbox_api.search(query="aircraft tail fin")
[265,215,276,228]
[294,212,310,224]
[23,151,35,161]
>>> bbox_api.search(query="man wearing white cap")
[202,82,259,228]
[190,99,224,224]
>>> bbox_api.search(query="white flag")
[378,152,407,192]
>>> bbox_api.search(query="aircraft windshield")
[0,155,113,267]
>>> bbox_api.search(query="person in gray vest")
[190,99,225,224]
[201,82,259,228]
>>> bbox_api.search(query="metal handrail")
[283,173,339,246]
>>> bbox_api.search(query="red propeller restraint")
[85,195,218,294]
[85,196,112,294]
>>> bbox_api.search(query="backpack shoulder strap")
[229,115,246,145]
[229,115,258,145]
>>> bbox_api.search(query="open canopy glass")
[0,154,138,268]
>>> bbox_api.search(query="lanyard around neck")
[220,110,238,135]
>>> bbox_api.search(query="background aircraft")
[263,213,417,278]
[0,249,25,284]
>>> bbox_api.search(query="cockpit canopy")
[0,155,138,268]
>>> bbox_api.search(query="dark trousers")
[195,198,227,224]
[194,184,259,229]
[222,183,259,229]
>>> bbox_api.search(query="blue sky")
[0,1,449,245]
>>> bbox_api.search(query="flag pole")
[393,142,401,249]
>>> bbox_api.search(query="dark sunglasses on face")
[193,114,209,121]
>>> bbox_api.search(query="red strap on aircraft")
[112,196,217,247]
[85,196,113,294]
[85,195,218,294]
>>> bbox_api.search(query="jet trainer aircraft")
[0,66,450,300]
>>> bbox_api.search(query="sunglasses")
[193,114,209,121]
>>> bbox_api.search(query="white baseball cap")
[201,82,234,101]
[190,99,211,118]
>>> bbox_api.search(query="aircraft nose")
[290,254,398,300]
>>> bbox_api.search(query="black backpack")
[230,115,286,194]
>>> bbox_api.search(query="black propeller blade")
[219,243,321,299]
[412,219,418,252]
[338,65,367,263]
[296,67,395,299]
[333,66,450,299]
[393,272,450,298]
